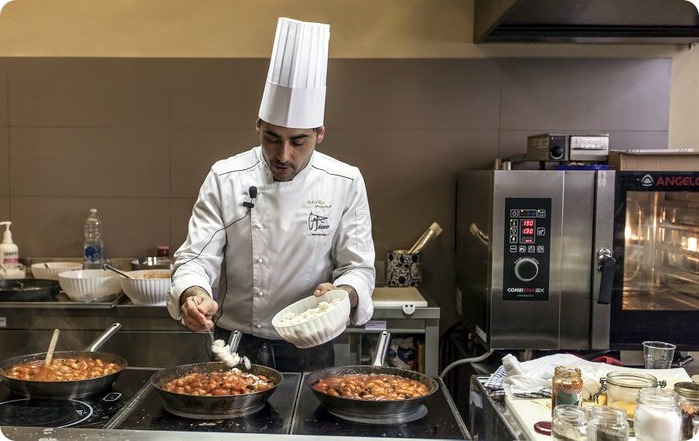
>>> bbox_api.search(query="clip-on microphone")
[243,186,258,209]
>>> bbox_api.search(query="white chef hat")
[258,17,330,129]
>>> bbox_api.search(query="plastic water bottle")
[83,208,104,269]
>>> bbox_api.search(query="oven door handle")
[597,249,615,304]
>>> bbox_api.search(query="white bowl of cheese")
[271,289,350,349]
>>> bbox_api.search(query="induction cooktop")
[111,372,301,434]
[291,373,469,439]
[0,367,153,429]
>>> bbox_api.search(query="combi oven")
[612,171,699,350]
[456,169,699,352]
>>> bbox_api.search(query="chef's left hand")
[313,282,358,308]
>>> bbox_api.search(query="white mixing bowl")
[31,262,83,281]
[119,269,171,306]
[58,269,122,302]
[272,289,350,349]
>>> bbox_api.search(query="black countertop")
[0,367,471,440]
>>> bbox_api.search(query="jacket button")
[256,257,263,263]
[255,323,262,329]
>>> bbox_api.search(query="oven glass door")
[611,171,699,350]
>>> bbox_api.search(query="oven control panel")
[503,198,551,300]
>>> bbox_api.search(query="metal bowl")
[130,257,174,270]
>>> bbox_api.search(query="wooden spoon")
[37,329,60,381]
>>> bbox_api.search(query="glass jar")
[587,406,629,441]
[674,382,699,440]
[156,245,170,258]
[552,366,584,411]
[552,404,588,441]
[604,371,659,419]
[634,387,682,441]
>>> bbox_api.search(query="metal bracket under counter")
[341,287,441,377]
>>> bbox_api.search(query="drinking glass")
[642,341,676,369]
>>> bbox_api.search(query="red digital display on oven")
[520,219,536,243]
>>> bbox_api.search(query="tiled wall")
[0,57,671,328]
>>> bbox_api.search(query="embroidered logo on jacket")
[308,213,330,235]
[306,199,332,237]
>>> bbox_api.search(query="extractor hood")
[475,0,699,44]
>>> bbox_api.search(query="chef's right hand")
[179,286,218,332]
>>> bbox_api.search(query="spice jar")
[674,382,699,440]
[587,406,629,441]
[552,404,588,441]
[634,387,682,441]
[552,366,584,411]
[604,371,659,419]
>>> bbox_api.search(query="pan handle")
[371,331,391,367]
[84,323,122,352]
[228,330,242,353]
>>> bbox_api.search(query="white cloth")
[501,353,691,400]
[168,146,376,340]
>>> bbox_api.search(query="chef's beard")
[268,155,312,182]
[270,162,296,181]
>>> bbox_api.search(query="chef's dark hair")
[256,118,324,133]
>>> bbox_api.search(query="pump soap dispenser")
[0,221,24,279]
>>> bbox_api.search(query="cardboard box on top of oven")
[608,150,699,171]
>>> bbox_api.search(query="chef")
[167,17,376,372]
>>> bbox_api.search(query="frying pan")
[150,362,283,419]
[150,330,283,419]
[303,331,439,424]
[0,279,60,302]
[0,323,127,399]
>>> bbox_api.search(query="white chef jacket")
[167,146,376,339]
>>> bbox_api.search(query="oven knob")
[514,257,539,282]
[550,145,565,160]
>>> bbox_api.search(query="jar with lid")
[552,404,588,441]
[587,406,629,441]
[552,366,584,411]
[634,387,682,441]
[674,382,699,440]
[156,245,170,258]
[603,371,659,420]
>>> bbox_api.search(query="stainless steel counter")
[0,290,441,375]
[468,375,528,440]
[0,428,446,441]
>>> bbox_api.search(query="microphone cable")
[175,186,258,269]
